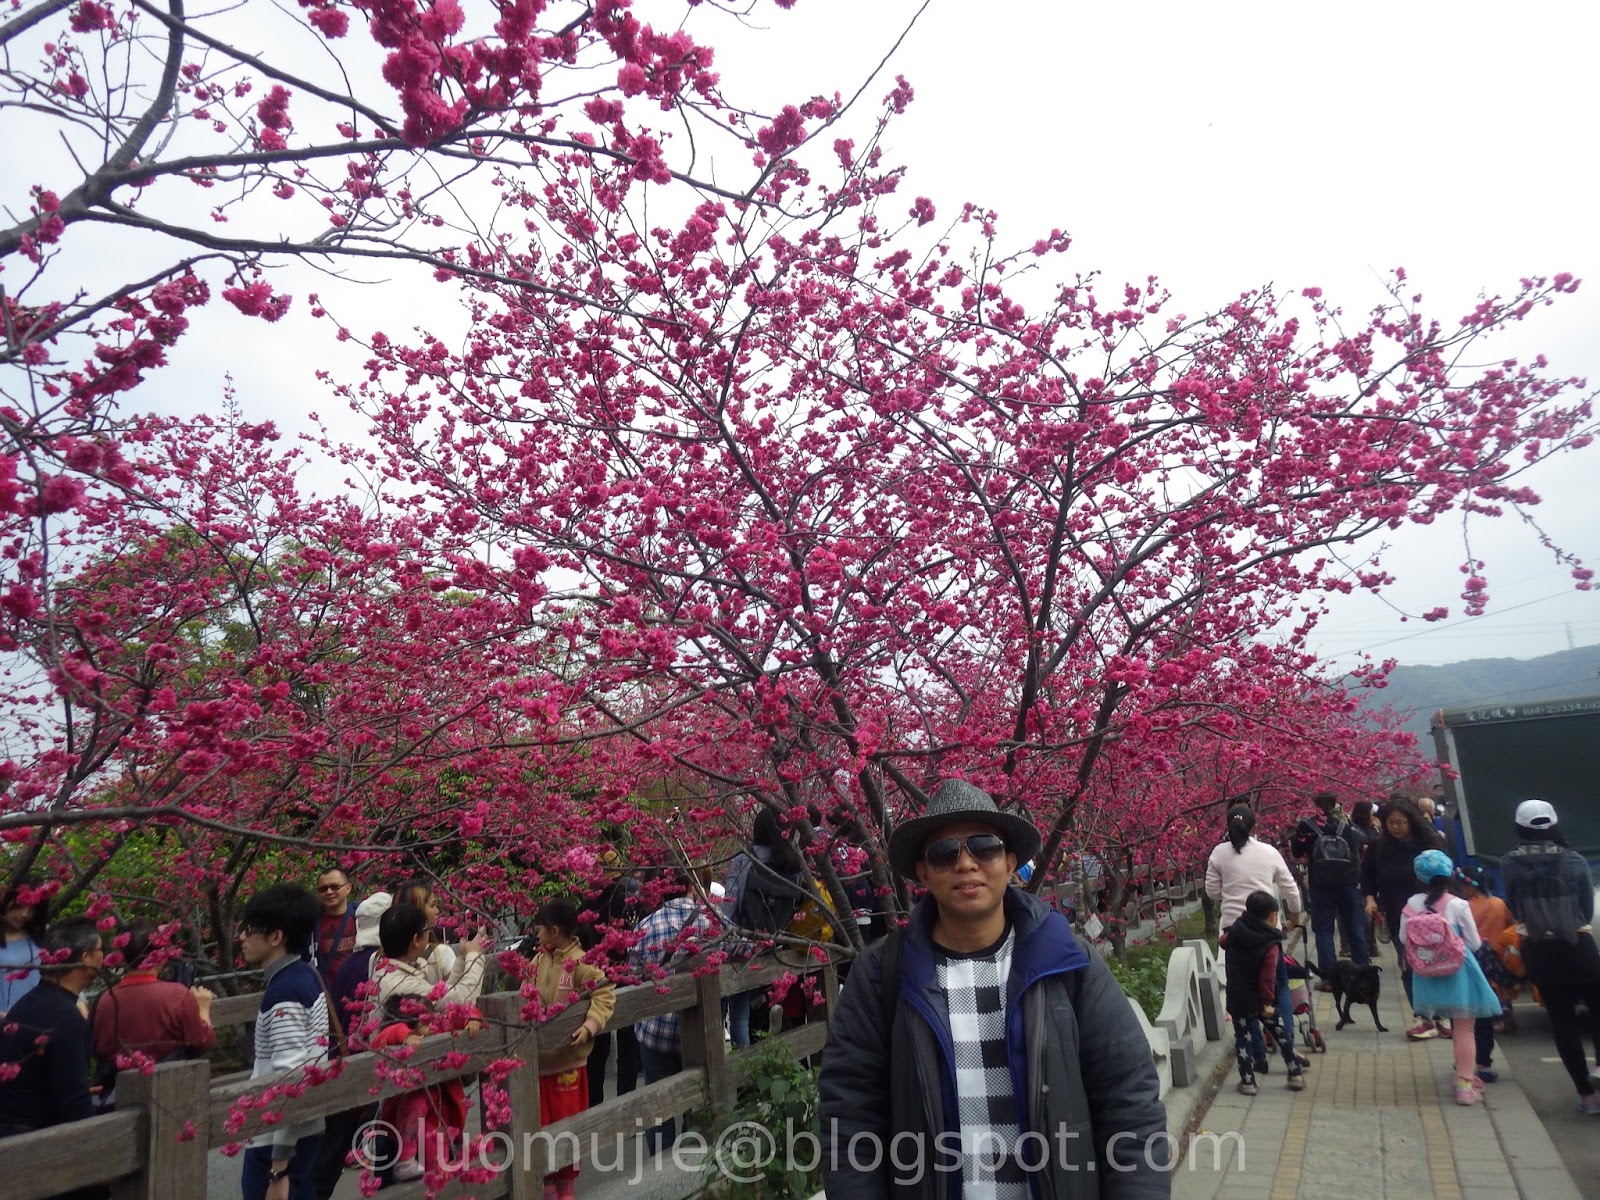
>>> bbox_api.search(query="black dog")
[1311,959,1386,1032]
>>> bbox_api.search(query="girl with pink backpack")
[1400,849,1503,1105]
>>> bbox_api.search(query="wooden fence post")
[482,991,543,1200]
[111,1057,211,1200]
[679,971,730,1111]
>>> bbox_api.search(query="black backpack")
[1309,821,1358,888]
[735,877,801,935]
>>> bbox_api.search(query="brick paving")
[1173,943,1587,1200]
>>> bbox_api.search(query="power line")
[1334,591,1582,656]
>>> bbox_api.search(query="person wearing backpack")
[1290,792,1369,986]
[723,807,810,1047]
[1400,850,1502,1106]
[1361,798,1442,1037]
[1498,799,1600,1116]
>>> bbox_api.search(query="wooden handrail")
[2,1110,144,1200]
[0,952,837,1198]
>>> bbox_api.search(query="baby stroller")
[1265,925,1325,1057]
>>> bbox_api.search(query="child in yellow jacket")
[531,897,616,1200]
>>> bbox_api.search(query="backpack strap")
[317,964,348,1057]
[878,927,903,1035]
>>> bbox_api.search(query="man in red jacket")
[91,919,214,1082]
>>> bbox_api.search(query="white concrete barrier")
[1126,993,1174,1098]
[1153,945,1203,1085]
[1184,937,1226,1041]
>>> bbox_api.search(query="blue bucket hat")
[1413,848,1455,883]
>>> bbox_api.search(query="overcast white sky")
[19,0,1596,671]
[698,0,1600,671]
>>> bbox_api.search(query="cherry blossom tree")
[345,85,1596,943]
[1,7,1594,1183]
[1,0,883,948]
[3,0,1595,975]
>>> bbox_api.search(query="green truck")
[1432,693,1600,877]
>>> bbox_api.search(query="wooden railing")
[5,953,837,1200]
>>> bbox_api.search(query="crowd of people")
[1205,791,1600,1116]
[0,806,884,1200]
[2,784,1594,1200]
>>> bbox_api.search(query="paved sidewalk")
[1174,942,1589,1200]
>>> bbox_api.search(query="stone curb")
[1417,1026,1587,1200]
[1165,1020,1235,1144]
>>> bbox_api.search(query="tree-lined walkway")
[1175,944,1588,1200]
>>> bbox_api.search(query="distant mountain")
[1353,643,1600,741]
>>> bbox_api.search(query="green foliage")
[1105,907,1214,1023]
[701,1038,821,1200]
[1106,954,1168,1023]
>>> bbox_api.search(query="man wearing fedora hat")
[820,779,1168,1200]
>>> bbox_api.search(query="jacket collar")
[904,886,1089,978]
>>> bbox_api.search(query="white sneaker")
[393,1159,425,1182]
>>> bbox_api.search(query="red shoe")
[1406,1020,1438,1041]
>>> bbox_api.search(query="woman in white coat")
[1208,803,1306,1072]
[1207,804,1303,932]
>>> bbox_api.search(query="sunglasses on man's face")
[922,833,1008,871]
[315,883,348,893]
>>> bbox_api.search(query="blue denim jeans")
[638,1044,684,1154]
[726,990,752,1048]
[1248,959,1296,1061]
[1311,885,1369,972]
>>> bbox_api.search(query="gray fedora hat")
[886,779,1043,877]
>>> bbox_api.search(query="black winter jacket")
[0,980,94,1131]
[819,889,1169,1200]
[1361,835,1434,931]
[1290,814,1366,888]
[1219,914,1283,1019]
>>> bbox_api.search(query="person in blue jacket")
[820,780,1169,1200]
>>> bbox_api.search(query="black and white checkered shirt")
[937,926,1028,1200]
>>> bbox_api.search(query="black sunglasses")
[922,833,1008,871]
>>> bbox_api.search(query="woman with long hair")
[1351,800,1383,846]
[722,807,809,1047]
[1361,797,1443,1038]
[1205,804,1303,931]
[1206,803,1305,1075]
[0,878,49,1016]
[390,878,457,981]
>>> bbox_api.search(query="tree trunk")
[1105,873,1131,960]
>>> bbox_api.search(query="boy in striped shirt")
[238,884,330,1200]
